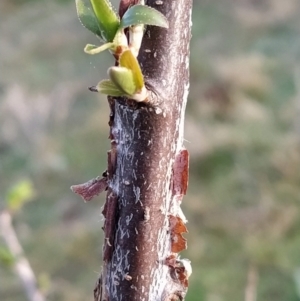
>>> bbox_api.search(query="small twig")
[0,210,46,301]
[245,263,258,301]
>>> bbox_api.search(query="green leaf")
[108,66,136,95]
[90,0,120,42]
[75,0,102,38]
[119,50,144,90]
[84,42,114,54]
[120,4,169,29]
[0,247,14,268]
[96,80,126,96]
[6,180,34,212]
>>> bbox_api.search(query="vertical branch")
[245,264,258,301]
[0,210,46,301]
[97,0,193,300]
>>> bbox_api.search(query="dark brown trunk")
[97,1,193,300]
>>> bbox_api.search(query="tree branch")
[0,210,46,301]
[91,0,193,300]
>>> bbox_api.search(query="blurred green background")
[1,0,300,300]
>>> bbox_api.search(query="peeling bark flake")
[169,215,188,253]
[71,174,107,202]
[102,190,119,262]
[172,148,189,197]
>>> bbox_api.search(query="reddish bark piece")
[172,264,188,288]
[172,148,189,197]
[169,215,188,253]
[170,261,190,288]
[102,190,119,262]
[169,215,188,234]
[171,234,187,253]
[165,256,191,288]
[71,175,107,202]
[164,254,178,267]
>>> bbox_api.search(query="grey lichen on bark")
[98,0,193,301]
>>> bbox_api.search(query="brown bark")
[97,1,193,300]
